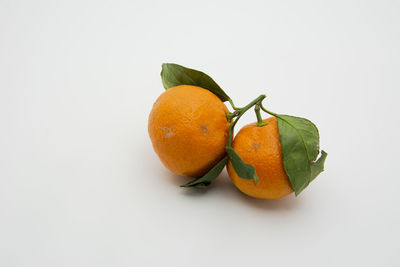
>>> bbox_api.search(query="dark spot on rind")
[200,125,209,136]
[252,143,261,151]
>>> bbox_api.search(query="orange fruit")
[227,117,294,199]
[148,85,230,178]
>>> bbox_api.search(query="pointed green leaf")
[311,150,328,181]
[226,147,258,184]
[180,157,228,188]
[161,63,230,102]
[274,114,327,195]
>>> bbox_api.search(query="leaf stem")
[228,98,241,110]
[260,102,278,117]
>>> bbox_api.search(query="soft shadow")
[180,186,212,196]
[164,170,212,196]
[219,170,303,211]
[159,162,304,210]
[183,169,303,210]
[234,190,302,211]
[163,170,190,186]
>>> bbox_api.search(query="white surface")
[1,0,399,266]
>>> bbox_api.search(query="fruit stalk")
[255,104,267,127]
[227,94,266,148]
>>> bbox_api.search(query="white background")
[1,0,399,266]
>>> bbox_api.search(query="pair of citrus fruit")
[148,85,293,199]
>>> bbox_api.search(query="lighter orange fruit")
[148,85,230,178]
[227,117,294,199]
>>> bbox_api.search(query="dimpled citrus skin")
[227,117,294,199]
[148,85,230,178]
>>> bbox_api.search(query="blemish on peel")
[160,126,174,138]
[247,143,261,152]
[164,132,174,138]
[252,143,261,151]
[200,125,209,136]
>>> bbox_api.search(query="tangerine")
[227,117,294,199]
[148,85,230,177]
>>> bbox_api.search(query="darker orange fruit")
[148,85,230,178]
[227,117,294,199]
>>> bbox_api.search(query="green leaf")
[311,150,328,181]
[274,114,327,195]
[161,63,230,102]
[180,157,228,188]
[226,147,259,184]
